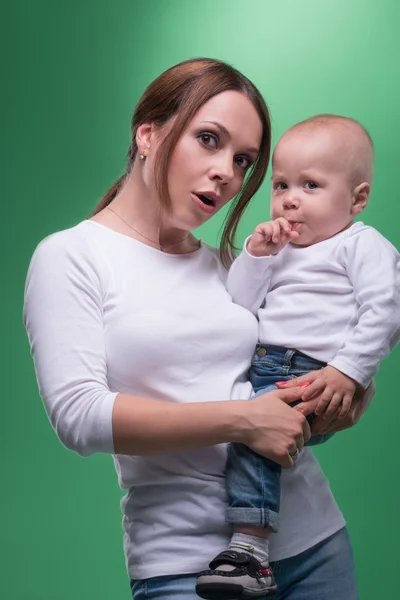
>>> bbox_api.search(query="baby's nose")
[282,195,299,209]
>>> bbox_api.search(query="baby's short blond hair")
[278,114,375,185]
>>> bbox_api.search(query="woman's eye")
[235,155,251,170]
[304,181,318,189]
[198,132,218,148]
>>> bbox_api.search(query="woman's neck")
[92,170,199,254]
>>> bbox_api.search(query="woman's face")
[164,91,263,231]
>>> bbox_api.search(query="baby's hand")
[247,218,299,257]
[300,366,357,419]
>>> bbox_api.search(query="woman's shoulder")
[34,220,94,250]
[201,241,234,267]
[201,241,220,258]
[36,219,113,255]
[25,221,110,304]
[28,221,103,275]
[200,241,230,282]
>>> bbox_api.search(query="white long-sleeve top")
[227,222,400,387]
[24,220,345,579]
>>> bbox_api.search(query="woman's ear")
[351,182,371,215]
[136,123,154,158]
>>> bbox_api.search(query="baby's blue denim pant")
[226,345,333,532]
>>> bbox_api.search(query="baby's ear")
[351,182,370,215]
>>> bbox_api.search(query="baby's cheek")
[270,204,280,219]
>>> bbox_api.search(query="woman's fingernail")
[276,381,287,387]
[300,382,310,388]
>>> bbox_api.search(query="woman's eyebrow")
[200,120,230,136]
[200,120,259,156]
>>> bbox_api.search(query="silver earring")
[140,149,145,160]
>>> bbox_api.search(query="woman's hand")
[279,374,376,435]
[242,386,311,469]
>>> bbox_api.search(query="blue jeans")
[130,527,358,599]
[226,345,333,532]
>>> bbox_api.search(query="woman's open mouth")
[191,192,218,214]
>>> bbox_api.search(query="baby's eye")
[304,181,318,189]
[235,155,252,170]
[198,132,218,149]
[273,182,287,190]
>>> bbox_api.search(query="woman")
[24,58,373,599]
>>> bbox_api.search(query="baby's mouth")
[289,221,302,231]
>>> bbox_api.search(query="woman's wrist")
[220,399,251,445]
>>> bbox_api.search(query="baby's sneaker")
[196,549,277,599]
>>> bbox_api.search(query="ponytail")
[90,174,126,216]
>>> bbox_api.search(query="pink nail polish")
[276,381,287,387]
[300,382,310,388]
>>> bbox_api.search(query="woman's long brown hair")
[91,58,271,267]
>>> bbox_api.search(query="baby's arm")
[226,218,299,314]
[301,227,400,419]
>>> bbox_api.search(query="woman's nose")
[209,154,235,185]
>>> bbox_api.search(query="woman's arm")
[113,387,310,467]
[24,230,309,467]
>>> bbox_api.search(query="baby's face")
[271,128,357,247]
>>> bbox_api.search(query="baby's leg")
[196,384,279,599]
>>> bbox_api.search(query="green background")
[3,1,399,598]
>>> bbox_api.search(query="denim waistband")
[253,344,326,371]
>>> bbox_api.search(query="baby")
[196,115,400,599]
